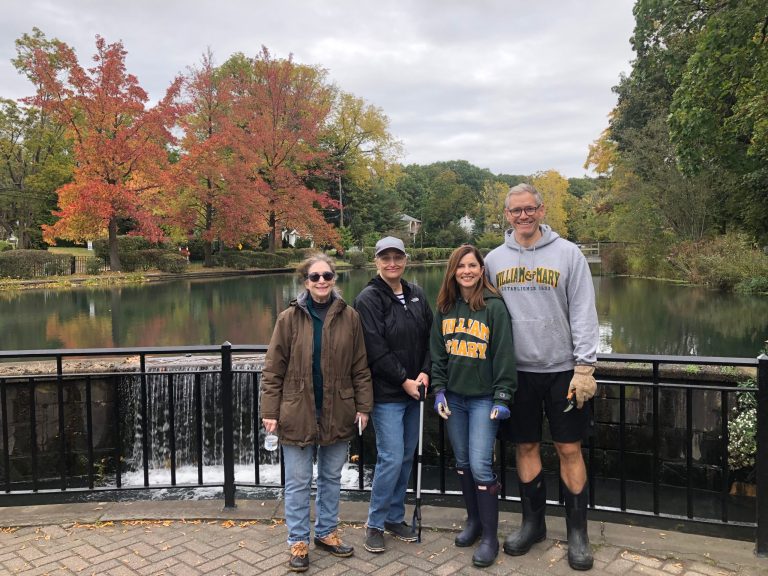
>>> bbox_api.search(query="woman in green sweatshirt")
[430,244,517,568]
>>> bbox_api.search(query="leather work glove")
[490,405,510,420]
[569,365,597,409]
[434,390,451,420]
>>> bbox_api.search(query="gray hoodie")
[484,224,598,372]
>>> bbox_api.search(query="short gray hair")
[505,183,542,209]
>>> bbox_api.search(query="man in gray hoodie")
[484,183,599,571]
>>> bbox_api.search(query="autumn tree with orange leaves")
[23,33,182,271]
[225,48,339,252]
[174,50,269,266]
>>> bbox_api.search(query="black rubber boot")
[455,468,482,547]
[564,484,593,571]
[502,471,547,556]
[472,478,500,568]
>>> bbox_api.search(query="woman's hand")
[262,418,278,434]
[402,378,422,400]
[355,412,369,433]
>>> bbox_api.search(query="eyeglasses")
[377,253,406,264]
[307,271,335,282]
[505,205,541,217]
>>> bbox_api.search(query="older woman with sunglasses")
[261,253,373,572]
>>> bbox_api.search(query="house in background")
[282,228,314,248]
[458,214,475,235]
[400,214,421,244]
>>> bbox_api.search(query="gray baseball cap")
[374,236,407,257]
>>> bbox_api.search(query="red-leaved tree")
[24,34,182,271]
[226,47,339,251]
[173,50,269,266]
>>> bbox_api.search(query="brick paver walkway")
[0,500,764,575]
[0,519,762,576]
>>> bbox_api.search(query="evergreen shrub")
[347,251,368,269]
[410,249,427,262]
[668,233,768,290]
[85,256,103,275]
[118,252,143,272]
[0,250,73,278]
[219,250,289,270]
[92,236,151,260]
[275,248,296,262]
[736,276,768,294]
[186,239,206,261]
[137,249,167,271]
[298,248,321,260]
[157,253,189,273]
[475,232,504,250]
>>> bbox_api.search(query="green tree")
[421,169,475,246]
[0,99,72,248]
[531,170,569,238]
[479,180,509,234]
[668,0,768,241]
[321,91,403,244]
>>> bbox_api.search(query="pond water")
[2,266,766,357]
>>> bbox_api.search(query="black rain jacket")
[353,276,433,403]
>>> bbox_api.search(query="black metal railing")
[0,345,765,552]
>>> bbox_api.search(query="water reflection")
[1,268,765,356]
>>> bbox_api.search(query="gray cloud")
[0,0,635,177]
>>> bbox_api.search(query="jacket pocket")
[335,383,357,435]
[279,394,310,440]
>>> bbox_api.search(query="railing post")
[221,341,236,509]
[756,351,768,556]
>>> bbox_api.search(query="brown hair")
[295,253,336,281]
[436,245,499,314]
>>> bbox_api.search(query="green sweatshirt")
[430,290,517,405]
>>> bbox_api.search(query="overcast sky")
[0,0,636,178]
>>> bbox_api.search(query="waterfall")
[118,357,368,489]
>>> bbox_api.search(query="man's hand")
[434,390,451,420]
[415,372,430,390]
[490,405,510,420]
[570,365,597,409]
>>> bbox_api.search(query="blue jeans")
[367,400,420,530]
[444,392,498,483]
[282,441,349,545]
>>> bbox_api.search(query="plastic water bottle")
[264,433,278,452]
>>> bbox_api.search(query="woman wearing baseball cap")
[353,236,433,553]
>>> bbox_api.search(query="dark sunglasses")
[307,271,335,282]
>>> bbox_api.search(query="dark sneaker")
[364,526,385,553]
[384,521,418,543]
[288,542,309,572]
[314,531,354,557]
